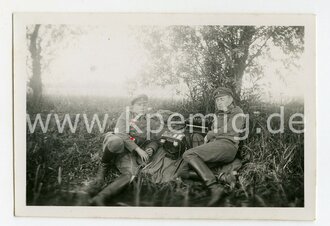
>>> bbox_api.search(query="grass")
[26,95,304,207]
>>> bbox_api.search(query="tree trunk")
[231,27,256,102]
[29,24,42,112]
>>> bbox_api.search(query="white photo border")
[13,13,316,220]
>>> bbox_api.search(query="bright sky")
[242,43,305,103]
[41,25,304,102]
[43,26,180,99]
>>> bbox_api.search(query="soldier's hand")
[135,147,149,163]
[204,135,209,144]
[145,148,154,156]
[139,150,150,163]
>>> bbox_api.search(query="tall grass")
[26,95,304,207]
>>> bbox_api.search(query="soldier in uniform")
[87,94,159,205]
[178,87,245,206]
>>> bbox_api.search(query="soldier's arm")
[114,112,139,152]
[144,140,159,152]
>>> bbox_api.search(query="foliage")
[138,26,304,113]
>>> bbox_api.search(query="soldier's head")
[130,94,149,114]
[213,87,234,112]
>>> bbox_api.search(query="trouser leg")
[183,155,224,206]
[183,155,217,187]
[176,159,203,180]
[99,133,127,175]
[91,152,139,205]
[90,145,139,205]
[91,174,131,206]
[101,133,126,163]
[85,134,125,196]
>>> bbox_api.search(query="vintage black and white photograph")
[13,13,316,219]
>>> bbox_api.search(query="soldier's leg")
[182,152,217,187]
[176,133,208,180]
[183,139,238,164]
[91,152,139,205]
[176,160,199,180]
[85,134,125,196]
[181,140,238,206]
[115,152,140,176]
[91,174,132,206]
[98,134,126,178]
[182,154,224,206]
[181,139,238,186]
[101,133,126,163]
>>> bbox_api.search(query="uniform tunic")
[183,105,245,164]
[102,108,160,175]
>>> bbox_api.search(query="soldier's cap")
[131,94,148,105]
[213,87,233,98]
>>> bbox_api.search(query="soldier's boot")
[207,183,225,207]
[84,163,110,196]
[91,174,131,206]
[187,156,225,206]
[179,170,200,180]
[177,162,200,180]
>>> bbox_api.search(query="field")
[26,95,304,207]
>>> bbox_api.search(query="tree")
[27,24,42,111]
[26,25,86,112]
[138,26,304,113]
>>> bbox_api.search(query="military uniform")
[178,87,246,206]
[101,110,159,176]
[89,94,160,205]
[182,105,244,166]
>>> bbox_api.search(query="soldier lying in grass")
[86,94,160,205]
[85,88,246,206]
[177,87,246,206]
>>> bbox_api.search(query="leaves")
[138,25,304,112]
